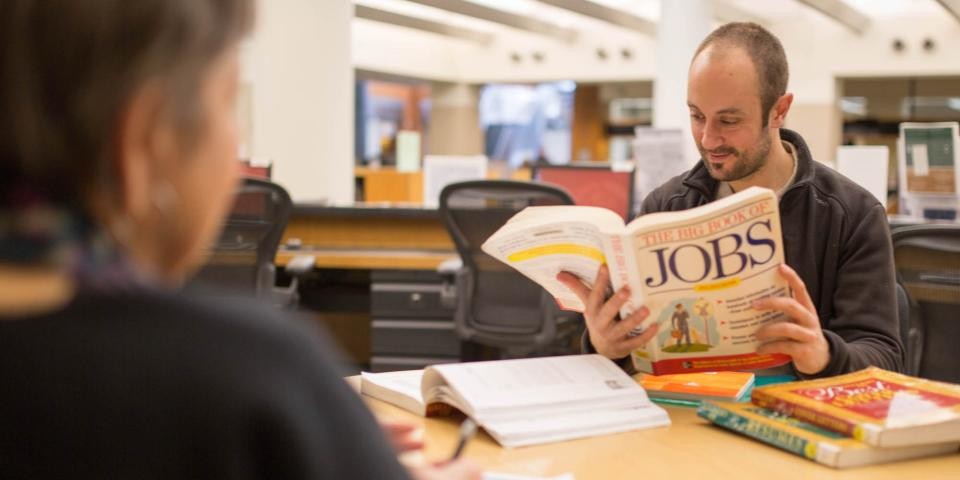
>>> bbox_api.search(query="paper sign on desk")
[836,145,890,208]
[396,131,421,173]
[422,155,488,207]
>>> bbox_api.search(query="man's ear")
[768,93,794,129]
[113,84,166,223]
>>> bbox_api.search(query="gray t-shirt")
[714,141,799,378]
[715,141,799,200]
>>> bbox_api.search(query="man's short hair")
[693,22,789,126]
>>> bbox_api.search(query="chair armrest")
[285,255,316,276]
[437,257,462,309]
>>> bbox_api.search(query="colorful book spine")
[698,401,821,460]
[750,387,859,438]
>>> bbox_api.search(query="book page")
[425,355,648,419]
[360,370,425,415]
[623,187,792,374]
[481,208,624,312]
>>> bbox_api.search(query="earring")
[150,179,179,216]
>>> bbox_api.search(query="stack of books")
[697,367,960,468]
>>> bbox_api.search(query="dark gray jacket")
[584,129,903,378]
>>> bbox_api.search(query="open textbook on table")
[360,355,670,447]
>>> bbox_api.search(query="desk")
[349,377,960,479]
[277,203,455,270]
[282,204,460,369]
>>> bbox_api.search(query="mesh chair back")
[189,177,292,298]
[439,180,574,348]
[892,224,960,381]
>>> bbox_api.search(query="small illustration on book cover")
[656,297,718,353]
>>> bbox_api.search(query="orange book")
[751,367,960,447]
[640,371,754,402]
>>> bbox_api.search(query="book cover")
[698,401,960,468]
[640,371,754,403]
[481,186,792,375]
[750,367,960,447]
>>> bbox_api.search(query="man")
[558,22,902,378]
[671,304,692,349]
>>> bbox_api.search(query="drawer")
[371,319,461,357]
[371,282,455,318]
[370,355,460,373]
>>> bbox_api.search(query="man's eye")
[720,119,740,126]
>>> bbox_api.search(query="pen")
[449,417,478,460]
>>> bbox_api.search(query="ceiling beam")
[403,0,578,42]
[534,0,656,36]
[355,5,494,45]
[936,0,960,24]
[796,0,870,35]
[710,0,768,26]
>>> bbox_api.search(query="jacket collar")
[681,128,816,198]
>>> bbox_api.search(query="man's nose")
[700,121,723,150]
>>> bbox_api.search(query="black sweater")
[0,289,412,479]
[584,129,903,377]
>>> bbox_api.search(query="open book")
[481,186,791,375]
[360,355,670,448]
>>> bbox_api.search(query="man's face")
[687,46,771,182]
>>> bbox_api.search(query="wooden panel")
[571,84,605,162]
[282,216,451,250]
[363,170,424,203]
[277,249,454,270]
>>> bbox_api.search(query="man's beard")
[699,133,771,182]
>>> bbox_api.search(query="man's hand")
[556,264,659,359]
[753,264,830,375]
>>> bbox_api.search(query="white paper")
[632,128,688,213]
[396,131,421,172]
[911,143,930,176]
[836,145,890,208]
[422,155,489,207]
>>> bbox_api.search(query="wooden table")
[350,377,960,480]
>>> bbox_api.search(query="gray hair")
[0,0,255,207]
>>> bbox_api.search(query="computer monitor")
[534,164,635,220]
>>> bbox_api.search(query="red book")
[751,367,960,447]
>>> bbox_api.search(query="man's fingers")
[756,339,801,357]
[778,264,816,312]
[610,305,650,339]
[752,297,817,329]
[755,321,818,344]
[594,286,632,332]
[599,322,659,359]
[556,271,590,305]
[586,265,612,313]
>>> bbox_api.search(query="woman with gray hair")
[0,1,477,479]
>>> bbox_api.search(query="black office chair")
[892,224,960,381]
[188,177,313,308]
[894,281,911,373]
[438,180,583,360]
